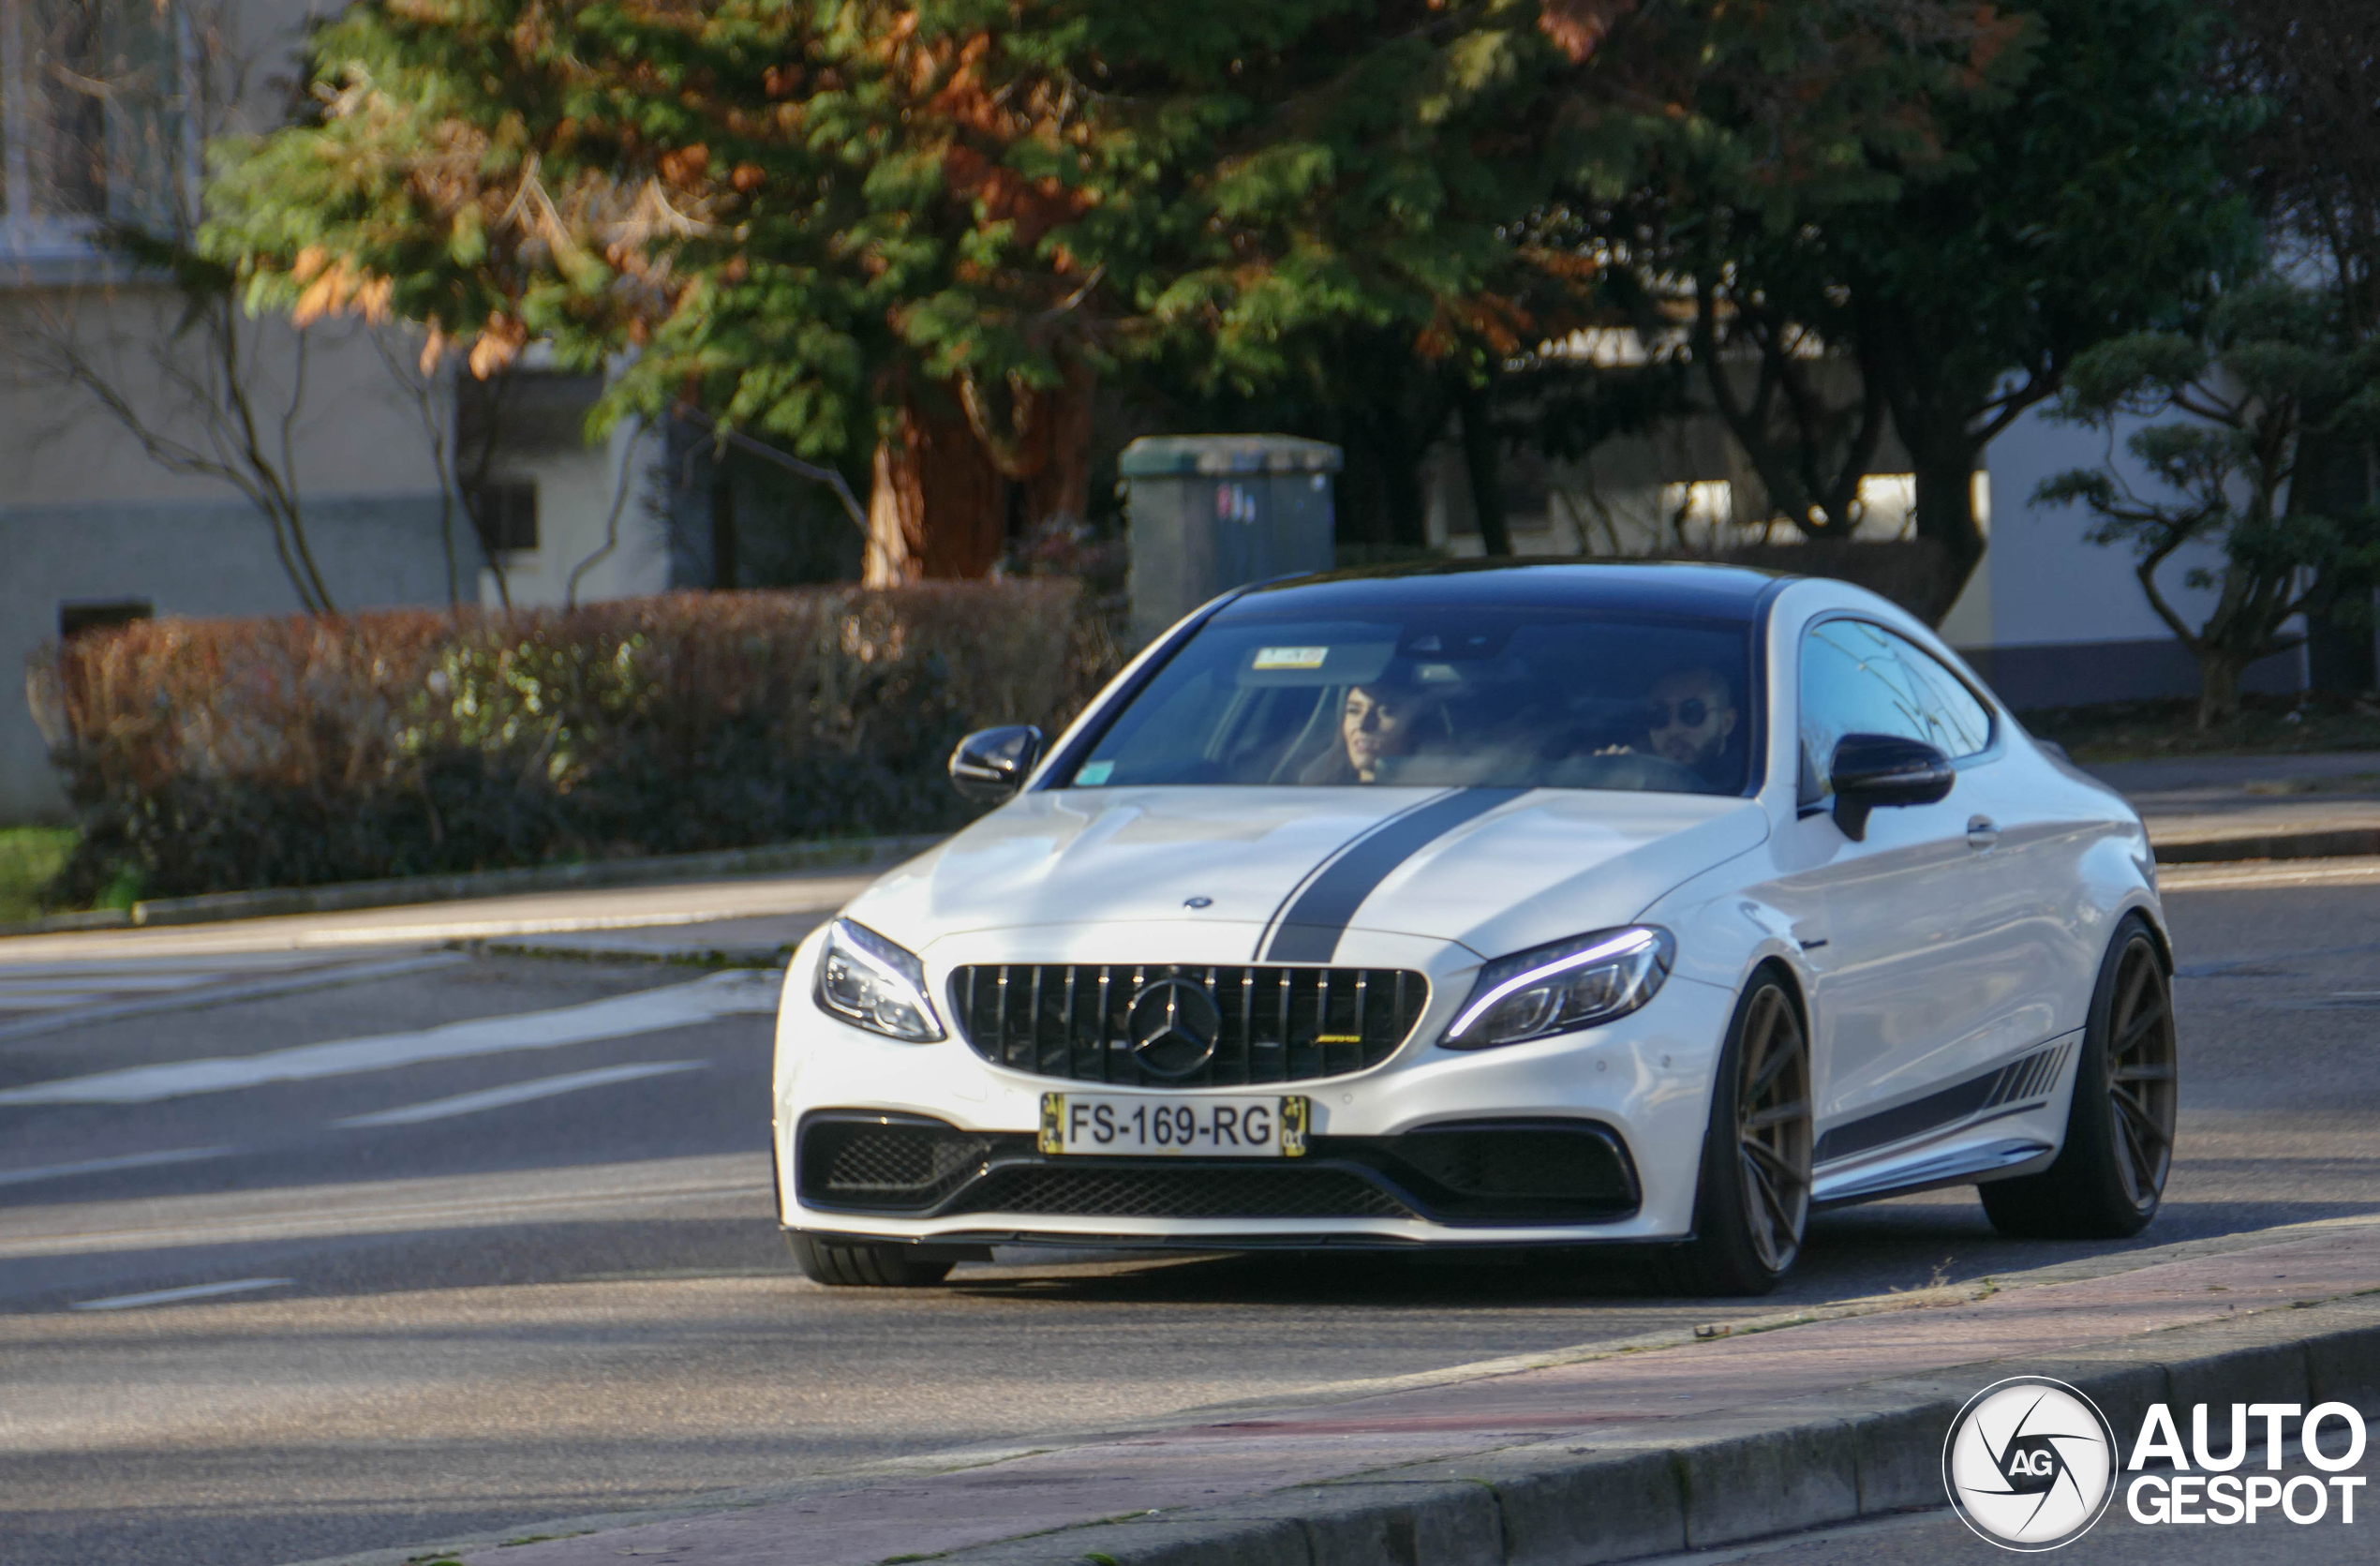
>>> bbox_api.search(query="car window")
[1799,619,1992,801]
[1064,607,1758,797]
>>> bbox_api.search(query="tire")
[785,1231,956,1288]
[1981,915,2177,1239]
[1671,970,1814,1296]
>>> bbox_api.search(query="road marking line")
[70,1276,292,1311]
[0,970,777,1107]
[0,953,473,1044]
[336,1062,708,1127]
[0,975,220,993]
[0,1173,763,1258]
[0,1146,237,1188]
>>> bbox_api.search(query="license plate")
[1039,1093,1308,1158]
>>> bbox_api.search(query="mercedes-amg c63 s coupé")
[771,562,2177,1294]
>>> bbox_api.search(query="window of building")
[2,0,191,258]
[464,479,540,554]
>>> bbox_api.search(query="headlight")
[814,918,945,1042]
[1441,926,1674,1050]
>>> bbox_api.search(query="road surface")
[2,864,2375,1566]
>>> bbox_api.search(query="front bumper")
[772,924,1737,1246]
[796,1110,1641,1230]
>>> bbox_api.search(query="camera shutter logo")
[1942,1376,2119,1550]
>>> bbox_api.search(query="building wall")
[1971,401,2311,708]
[0,493,451,819]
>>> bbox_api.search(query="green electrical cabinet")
[1120,434,1342,647]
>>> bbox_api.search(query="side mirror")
[949,724,1045,804]
[1828,733,1954,843]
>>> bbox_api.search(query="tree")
[2217,1,2380,686]
[1580,0,2249,622]
[2221,0,2380,338]
[198,0,2010,579]
[2034,283,2380,726]
[1848,0,2254,620]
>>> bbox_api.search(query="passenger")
[1302,678,1444,783]
[1638,665,1742,789]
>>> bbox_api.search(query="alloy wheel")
[1736,986,1813,1274]
[2105,937,2178,1213]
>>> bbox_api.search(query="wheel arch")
[2121,901,2175,975]
[1741,951,1811,1033]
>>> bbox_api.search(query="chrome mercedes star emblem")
[1125,977,1223,1078]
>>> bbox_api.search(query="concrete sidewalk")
[293,1216,2380,1566]
[2091,750,2380,861]
[0,870,870,965]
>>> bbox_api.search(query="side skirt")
[1810,1036,2077,1208]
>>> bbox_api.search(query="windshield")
[1063,605,1757,796]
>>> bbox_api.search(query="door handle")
[1966,814,2001,851]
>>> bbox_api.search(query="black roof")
[1223,559,1785,623]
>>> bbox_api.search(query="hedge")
[26,583,1117,904]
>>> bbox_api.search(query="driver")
[1638,665,1741,788]
[1302,678,1444,783]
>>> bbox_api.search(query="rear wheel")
[1672,972,1813,1296]
[786,1231,955,1288]
[1981,916,2176,1239]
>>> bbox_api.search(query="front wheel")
[1671,971,1814,1296]
[1981,916,2177,1239]
[786,1231,955,1288]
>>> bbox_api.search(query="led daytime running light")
[1447,929,1658,1039]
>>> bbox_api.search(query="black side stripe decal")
[1813,1040,2074,1165]
[1262,788,1525,962]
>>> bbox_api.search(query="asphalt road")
[3,871,2378,1566]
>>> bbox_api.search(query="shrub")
[28,583,1119,903]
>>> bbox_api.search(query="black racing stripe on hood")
[1261,788,1527,962]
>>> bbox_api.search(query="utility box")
[1122,435,1342,647]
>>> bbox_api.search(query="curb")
[2152,826,2380,864]
[0,833,947,939]
[912,1293,2380,1566]
[476,936,796,967]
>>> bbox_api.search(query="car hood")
[842,785,1769,962]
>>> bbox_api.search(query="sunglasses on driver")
[1647,698,1718,729]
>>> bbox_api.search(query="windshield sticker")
[1075,760,1116,785]
[1252,647,1331,670]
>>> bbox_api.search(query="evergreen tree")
[201,0,2009,577]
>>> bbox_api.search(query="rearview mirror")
[1828,733,1954,842]
[948,725,1044,804]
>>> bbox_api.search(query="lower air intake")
[946,1164,1416,1221]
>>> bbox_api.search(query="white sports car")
[771,563,2177,1294]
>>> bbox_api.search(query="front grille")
[949,964,1429,1087]
[945,1164,1416,1220]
